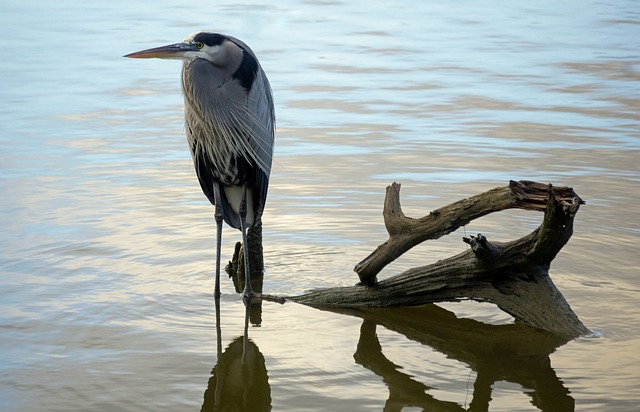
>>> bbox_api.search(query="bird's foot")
[242,289,260,303]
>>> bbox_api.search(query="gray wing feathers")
[183,57,274,178]
[247,69,275,176]
[228,35,275,175]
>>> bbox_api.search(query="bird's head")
[124,32,234,64]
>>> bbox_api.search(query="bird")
[124,32,275,299]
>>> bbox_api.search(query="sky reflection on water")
[1,0,639,411]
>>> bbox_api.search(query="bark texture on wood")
[288,180,589,338]
[226,223,265,296]
[355,180,582,285]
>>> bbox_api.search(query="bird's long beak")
[124,42,196,59]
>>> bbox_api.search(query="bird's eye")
[195,42,204,49]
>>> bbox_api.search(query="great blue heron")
[124,32,275,299]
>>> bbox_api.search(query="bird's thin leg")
[242,294,251,364]
[213,181,223,298]
[239,185,254,298]
[214,293,222,357]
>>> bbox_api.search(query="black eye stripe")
[192,32,227,47]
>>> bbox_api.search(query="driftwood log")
[230,180,589,338]
[226,223,264,293]
[289,180,588,338]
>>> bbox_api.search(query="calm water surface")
[1,1,639,411]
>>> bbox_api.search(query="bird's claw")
[242,290,260,303]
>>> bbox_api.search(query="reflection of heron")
[125,32,275,298]
[202,298,271,411]
[201,335,271,412]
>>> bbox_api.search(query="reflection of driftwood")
[287,181,588,338]
[355,319,460,411]
[345,304,574,411]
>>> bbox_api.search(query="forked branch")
[287,180,588,338]
[355,180,583,285]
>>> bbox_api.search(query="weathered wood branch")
[226,223,265,294]
[355,180,582,285]
[287,180,588,338]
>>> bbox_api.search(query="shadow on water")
[201,294,574,411]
